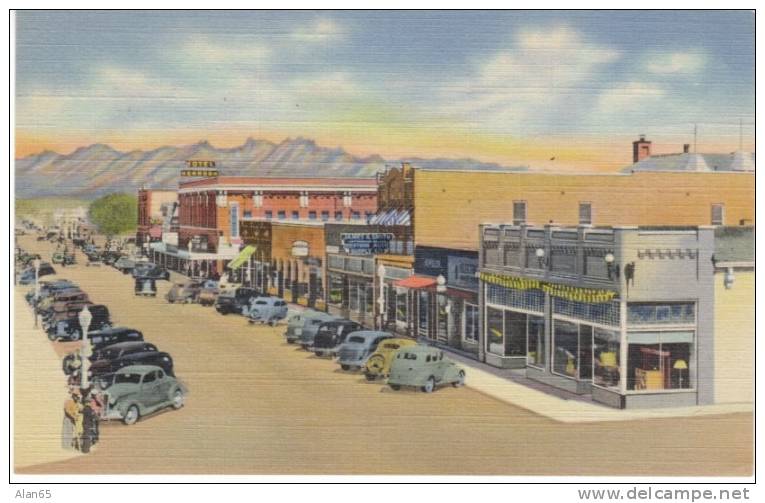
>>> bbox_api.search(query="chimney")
[683,144,690,154]
[632,134,652,163]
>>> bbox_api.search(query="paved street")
[14,235,753,476]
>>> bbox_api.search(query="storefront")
[376,254,415,336]
[269,222,326,309]
[479,223,714,409]
[405,246,480,358]
[240,220,273,292]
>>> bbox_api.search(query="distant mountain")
[15,137,525,199]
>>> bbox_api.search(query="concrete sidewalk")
[448,351,753,423]
[13,286,83,470]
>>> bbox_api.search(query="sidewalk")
[13,286,83,470]
[447,351,753,423]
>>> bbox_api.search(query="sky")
[14,10,755,171]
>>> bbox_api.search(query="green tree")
[88,193,137,236]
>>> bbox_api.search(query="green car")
[388,346,466,393]
[100,365,186,425]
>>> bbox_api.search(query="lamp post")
[535,247,547,268]
[33,258,41,328]
[187,240,193,278]
[436,274,448,342]
[377,264,386,330]
[78,306,93,388]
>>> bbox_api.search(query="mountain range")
[15,137,526,199]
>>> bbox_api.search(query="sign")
[341,233,393,255]
[291,240,309,257]
[182,161,218,178]
[325,245,340,254]
[448,255,479,290]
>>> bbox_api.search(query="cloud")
[179,36,271,64]
[644,52,705,75]
[435,26,620,130]
[596,82,666,113]
[290,18,345,43]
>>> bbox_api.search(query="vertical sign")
[230,202,239,238]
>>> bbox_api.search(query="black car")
[87,327,144,350]
[313,320,364,357]
[48,304,111,341]
[26,280,77,305]
[134,277,157,297]
[89,351,175,378]
[18,263,56,284]
[214,287,260,315]
[132,262,170,280]
[62,341,158,375]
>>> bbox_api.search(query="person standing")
[62,392,79,450]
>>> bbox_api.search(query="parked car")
[42,301,93,332]
[197,280,220,306]
[87,327,144,350]
[89,351,175,378]
[246,297,289,326]
[85,253,102,267]
[298,314,343,350]
[63,341,158,376]
[113,256,136,274]
[26,279,76,305]
[18,263,55,284]
[132,262,170,280]
[388,346,466,393]
[134,277,157,297]
[312,319,364,357]
[336,331,394,371]
[214,287,259,315]
[48,304,111,341]
[283,310,335,344]
[51,251,65,264]
[38,289,90,316]
[101,251,122,266]
[363,338,419,381]
[99,365,185,425]
[166,279,203,304]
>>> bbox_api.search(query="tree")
[88,193,137,236]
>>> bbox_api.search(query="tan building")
[414,169,755,251]
[137,189,177,248]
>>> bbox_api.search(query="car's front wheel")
[123,405,139,425]
[341,364,350,371]
[364,373,377,382]
[389,384,401,391]
[422,376,436,393]
[453,370,466,388]
[171,389,184,409]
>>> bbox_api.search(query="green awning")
[227,245,257,270]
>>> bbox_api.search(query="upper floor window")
[513,201,527,225]
[321,211,330,221]
[308,211,317,220]
[278,210,286,220]
[711,204,725,225]
[579,202,592,225]
[351,211,361,220]
[292,211,299,220]
[335,211,343,221]
[265,210,273,220]
[299,192,309,208]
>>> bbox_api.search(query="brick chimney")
[632,134,652,163]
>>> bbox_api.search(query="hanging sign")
[341,233,393,255]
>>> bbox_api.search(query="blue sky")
[15,10,754,169]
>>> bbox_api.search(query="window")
[503,242,521,267]
[626,331,693,391]
[711,204,724,225]
[553,320,580,378]
[513,201,527,225]
[579,202,592,225]
[593,328,620,389]
[396,289,407,323]
[550,246,577,274]
[351,211,361,220]
[627,303,695,325]
[463,303,479,343]
[328,273,344,306]
[243,211,252,219]
[365,211,374,222]
[142,371,157,384]
[277,211,286,220]
[309,211,317,220]
[527,314,545,367]
[418,291,429,336]
[335,211,343,221]
[265,211,273,220]
[321,211,330,221]
[486,307,505,355]
[292,211,299,220]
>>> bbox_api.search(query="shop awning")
[227,245,257,270]
[393,275,436,289]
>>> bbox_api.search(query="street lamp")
[187,240,193,278]
[78,306,93,388]
[377,264,387,329]
[33,258,41,328]
[604,252,619,280]
[535,247,547,268]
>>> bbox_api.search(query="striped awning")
[227,245,257,270]
[368,208,411,226]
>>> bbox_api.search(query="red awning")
[393,275,437,289]
[149,225,162,239]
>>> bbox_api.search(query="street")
[14,234,753,476]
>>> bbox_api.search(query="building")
[477,223,753,409]
[136,189,177,250]
[627,135,755,173]
[267,221,327,309]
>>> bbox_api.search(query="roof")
[393,275,437,289]
[714,226,754,263]
[115,364,162,374]
[179,176,378,190]
[625,152,755,173]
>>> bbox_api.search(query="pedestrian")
[79,387,99,453]
[62,392,80,450]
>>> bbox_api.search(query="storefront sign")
[292,240,309,257]
[448,255,479,290]
[304,257,322,267]
[341,233,393,255]
[325,245,340,254]
[190,235,209,252]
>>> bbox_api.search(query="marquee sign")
[181,160,218,177]
[341,233,393,255]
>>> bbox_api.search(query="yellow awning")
[227,245,257,270]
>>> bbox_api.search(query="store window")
[487,307,504,355]
[364,283,374,314]
[396,289,408,324]
[349,279,360,312]
[627,331,693,391]
[593,328,620,389]
[418,291,429,336]
[553,320,580,378]
[527,314,545,367]
[503,311,527,356]
[328,273,344,306]
[463,304,479,343]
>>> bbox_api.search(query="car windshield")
[403,353,417,360]
[114,373,141,385]
[348,336,365,344]
[383,343,400,350]
[255,300,267,305]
